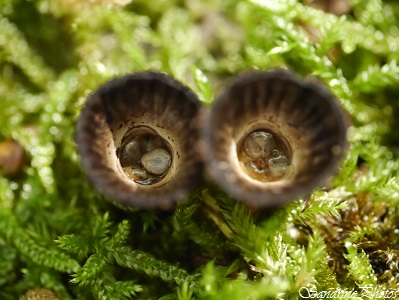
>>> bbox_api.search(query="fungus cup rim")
[75,71,205,210]
[203,69,348,209]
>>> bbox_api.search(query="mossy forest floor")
[2,0,399,299]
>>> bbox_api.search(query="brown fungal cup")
[203,70,348,209]
[76,72,205,210]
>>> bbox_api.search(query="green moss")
[1,0,399,299]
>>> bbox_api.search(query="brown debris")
[0,139,28,178]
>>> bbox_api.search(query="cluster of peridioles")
[118,126,172,185]
[76,70,348,210]
[239,130,290,181]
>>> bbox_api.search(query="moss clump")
[2,0,399,299]
[20,288,60,300]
